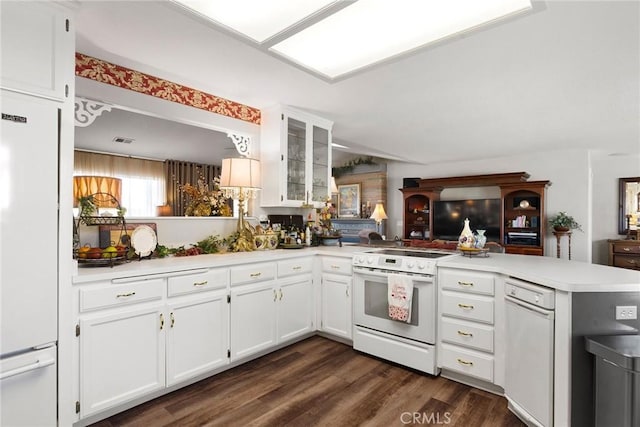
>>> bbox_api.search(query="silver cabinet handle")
[170,312,175,328]
[273,289,277,302]
[279,289,283,300]
[160,313,164,330]
[193,281,208,287]
[293,266,302,271]
[623,247,631,252]
[457,330,473,337]
[346,286,349,297]
[458,281,474,287]
[331,265,340,270]
[250,272,262,278]
[458,303,474,310]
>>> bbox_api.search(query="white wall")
[590,151,640,265]
[387,148,592,261]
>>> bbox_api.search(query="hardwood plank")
[90,336,524,427]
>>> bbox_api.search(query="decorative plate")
[519,200,530,208]
[131,225,157,257]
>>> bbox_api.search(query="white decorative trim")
[74,97,112,127]
[227,133,252,157]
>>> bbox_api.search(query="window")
[74,150,165,217]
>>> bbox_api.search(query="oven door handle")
[353,267,432,282]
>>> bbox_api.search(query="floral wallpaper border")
[75,53,261,125]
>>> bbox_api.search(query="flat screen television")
[432,199,501,242]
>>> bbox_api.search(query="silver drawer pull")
[626,259,638,265]
[331,265,340,269]
[623,247,631,252]
[293,266,302,271]
[170,312,175,328]
[273,289,277,302]
[458,281,474,286]
[250,272,262,278]
[160,313,164,330]
[458,303,474,310]
[116,292,136,298]
[457,330,473,337]
[457,358,473,366]
[193,281,208,286]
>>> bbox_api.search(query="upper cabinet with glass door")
[261,105,333,208]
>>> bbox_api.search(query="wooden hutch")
[400,172,550,255]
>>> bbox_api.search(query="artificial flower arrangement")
[318,199,339,236]
[181,176,232,217]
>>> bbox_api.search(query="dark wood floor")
[91,336,524,427]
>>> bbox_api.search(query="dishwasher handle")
[0,357,55,380]
[505,294,555,319]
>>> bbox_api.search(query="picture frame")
[337,184,361,217]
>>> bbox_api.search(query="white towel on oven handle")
[388,273,413,323]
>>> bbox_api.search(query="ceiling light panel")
[271,0,532,79]
[172,0,337,43]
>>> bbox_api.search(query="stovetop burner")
[371,249,453,259]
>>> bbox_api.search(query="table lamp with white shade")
[370,202,388,236]
[219,157,261,251]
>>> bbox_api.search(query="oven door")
[353,267,436,344]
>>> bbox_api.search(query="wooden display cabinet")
[400,188,441,240]
[500,181,550,256]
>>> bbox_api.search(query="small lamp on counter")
[156,204,172,217]
[370,201,388,237]
[220,157,261,251]
[72,175,122,215]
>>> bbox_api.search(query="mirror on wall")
[74,103,241,217]
[619,177,640,235]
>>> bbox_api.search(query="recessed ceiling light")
[171,0,338,42]
[271,0,532,79]
[172,0,532,80]
[113,137,134,144]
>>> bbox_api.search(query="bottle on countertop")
[305,225,311,246]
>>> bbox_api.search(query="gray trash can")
[585,335,640,427]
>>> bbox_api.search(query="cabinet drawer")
[167,268,229,297]
[612,243,640,255]
[439,269,495,296]
[278,257,313,278]
[321,257,352,275]
[230,263,276,285]
[441,317,494,353]
[441,291,494,324]
[80,279,165,312]
[440,343,494,382]
[612,255,640,270]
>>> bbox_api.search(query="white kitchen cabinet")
[277,275,314,342]
[79,304,166,418]
[261,105,333,208]
[166,269,229,387]
[320,256,353,340]
[0,1,72,100]
[437,268,498,384]
[229,260,314,361]
[230,280,278,360]
[76,268,230,419]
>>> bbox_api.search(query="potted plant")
[549,211,582,232]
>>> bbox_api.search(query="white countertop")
[438,252,640,292]
[73,245,640,292]
[73,244,362,283]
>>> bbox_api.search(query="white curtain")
[74,150,165,217]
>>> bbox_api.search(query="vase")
[458,218,475,248]
[474,229,487,248]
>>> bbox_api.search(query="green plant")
[332,156,377,178]
[548,212,582,231]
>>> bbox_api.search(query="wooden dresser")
[608,239,640,270]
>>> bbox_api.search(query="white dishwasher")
[504,278,555,427]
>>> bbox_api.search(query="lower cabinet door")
[230,281,277,361]
[166,290,229,387]
[79,305,165,418]
[321,273,352,339]
[277,276,313,343]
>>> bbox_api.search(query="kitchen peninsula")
[70,246,639,427]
